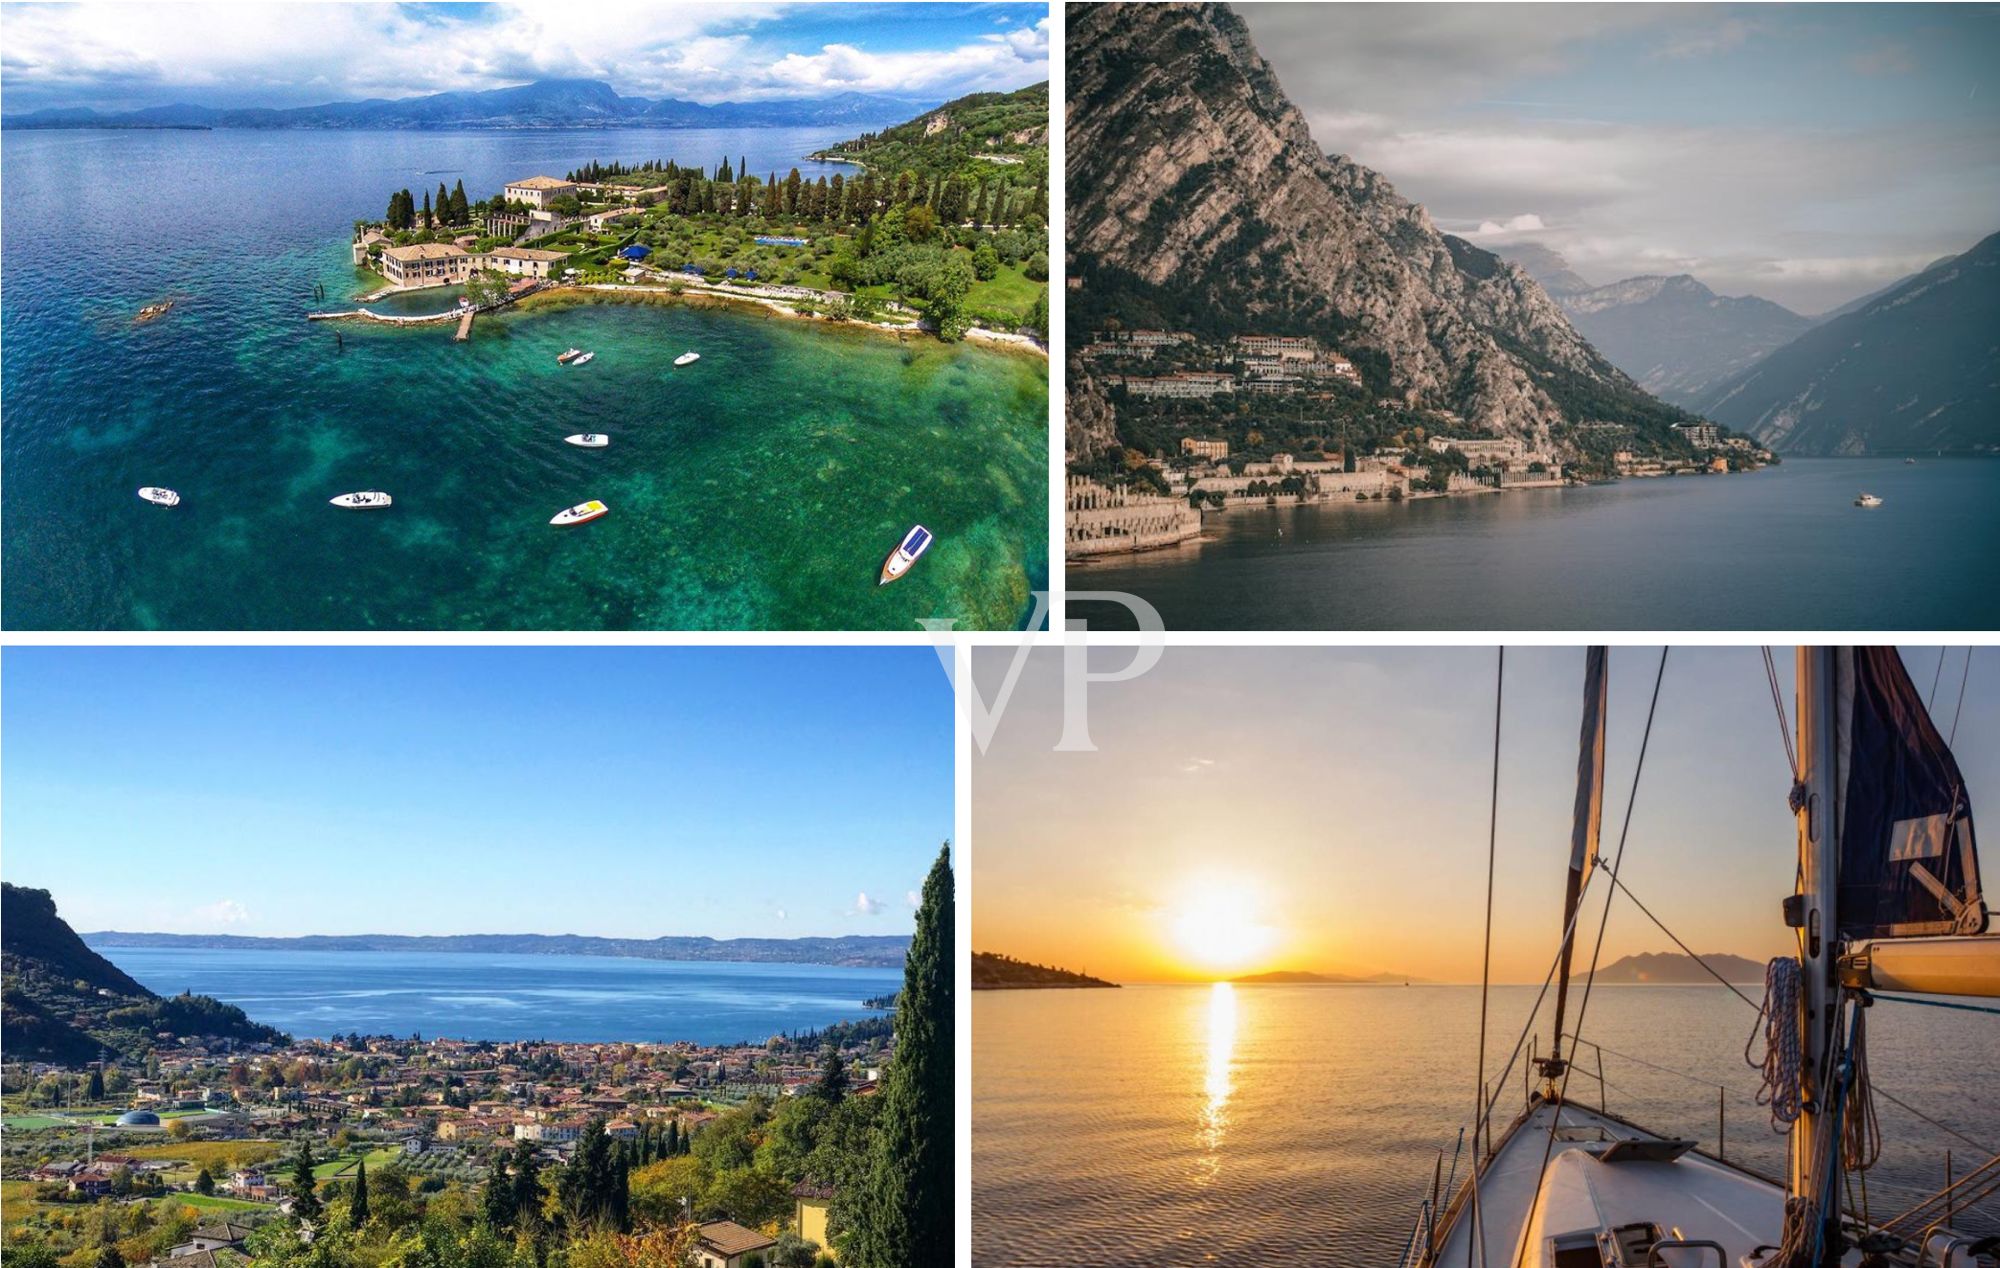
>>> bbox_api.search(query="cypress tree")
[664,1120,679,1157]
[846,843,953,1266]
[87,1069,104,1101]
[421,190,432,229]
[482,1152,516,1229]
[813,1047,849,1104]
[289,1143,322,1222]
[349,1158,369,1226]
[437,183,450,225]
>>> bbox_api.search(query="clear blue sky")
[974,645,1996,983]
[2,647,952,940]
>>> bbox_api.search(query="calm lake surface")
[1071,458,2000,631]
[95,946,900,1046]
[1,126,1048,630]
[974,984,2000,1266]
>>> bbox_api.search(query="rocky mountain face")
[1067,2,1694,456]
[1557,274,1813,408]
[1500,242,1596,297]
[1695,230,2000,454]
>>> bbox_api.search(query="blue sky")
[2,647,952,940]
[973,646,1997,983]
[1239,4,1999,313]
[0,2,1049,113]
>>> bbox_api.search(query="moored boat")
[878,524,932,585]
[564,434,609,448]
[137,487,180,507]
[674,351,700,366]
[557,348,583,364]
[329,491,392,510]
[1855,492,1883,507]
[551,500,607,526]
[570,352,595,366]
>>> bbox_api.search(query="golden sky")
[970,646,1994,984]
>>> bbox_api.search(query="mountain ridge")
[84,929,911,968]
[1591,951,1764,984]
[972,951,1117,989]
[2,78,940,131]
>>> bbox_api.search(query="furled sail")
[1834,648,1986,938]
[1544,646,1608,1079]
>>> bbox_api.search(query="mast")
[1539,645,1607,1093]
[1790,647,1843,1265]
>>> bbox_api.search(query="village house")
[791,1182,836,1256]
[1181,437,1230,461]
[694,1221,778,1268]
[1231,333,1318,361]
[483,247,569,279]
[379,242,473,288]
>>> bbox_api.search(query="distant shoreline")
[86,930,909,971]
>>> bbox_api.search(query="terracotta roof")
[488,247,569,261]
[697,1221,777,1256]
[790,1181,836,1200]
[382,243,466,261]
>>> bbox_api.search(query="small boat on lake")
[137,487,180,507]
[135,301,174,322]
[1906,457,1918,464]
[551,500,607,526]
[878,524,932,586]
[674,351,700,366]
[557,348,583,364]
[1855,492,1883,507]
[570,352,595,366]
[330,491,392,510]
[564,434,609,449]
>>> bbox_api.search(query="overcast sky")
[1237,3,1999,314]
[0,2,1048,112]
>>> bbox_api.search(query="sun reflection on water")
[1196,981,1238,1178]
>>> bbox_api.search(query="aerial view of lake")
[1071,457,2000,631]
[0,126,1048,630]
[975,984,2000,1267]
[94,946,901,1046]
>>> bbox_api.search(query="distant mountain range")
[84,930,911,969]
[1,78,931,132]
[1232,969,1423,985]
[972,951,1117,989]
[4,885,287,1063]
[1498,244,1813,409]
[1694,231,2000,455]
[1591,951,1764,984]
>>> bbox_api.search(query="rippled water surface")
[2,127,1048,630]
[1072,458,2000,631]
[95,946,900,1045]
[974,984,2000,1266]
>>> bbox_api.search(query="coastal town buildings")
[501,176,579,209]
[482,247,569,279]
[378,243,474,288]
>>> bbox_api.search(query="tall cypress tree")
[348,1158,369,1226]
[482,1153,516,1229]
[289,1143,321,1222]
[846,843,952,1266]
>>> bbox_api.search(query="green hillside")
[1,883,288,1063]
[972,951,1117,989]
[811,82,1049,183]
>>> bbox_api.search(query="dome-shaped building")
[116,1110,161,1127]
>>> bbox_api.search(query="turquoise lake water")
[1,127,1048,630]
[94,945,900,1046]
[1072,457,2000,631]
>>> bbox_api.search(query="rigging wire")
[1509,647,1670,1268]
[1467,648,1504,1268]
[1762,646,1800,777]
[1595,858,1762,1011]
[1928,646,1949,713]
[1948,646,1974,746]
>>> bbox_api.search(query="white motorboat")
[878,523,932,585]
[564,434,609,449]
[1411,648,1997,1268]
[550,500,607,526]
[570,352,595,366]
[137,487,180,507]
[674,351,700,366]
[1855,492,1883,507]
[557,348,584,364]
[330,491,392,510]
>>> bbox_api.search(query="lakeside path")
[312,276,1049,357]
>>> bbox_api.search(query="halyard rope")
[1746,956,1804,1132]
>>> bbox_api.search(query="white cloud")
[905,890,922,909]
[852,892,884,916]
[196,899,251,927]
[1465,213,1548,240]
[1179,757,1218,774]
[0,4,1048,112]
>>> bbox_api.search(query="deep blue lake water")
[1,125,1048,630]
[93,946,900,1045]
[1071,457,2000,631]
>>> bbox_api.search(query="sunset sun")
[1168,880,1280,975]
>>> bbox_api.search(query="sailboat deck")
[1431,1099,1787,1268]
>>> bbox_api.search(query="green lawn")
[312,1148,400,1180]
[966,262,1045,324]
[158,1193,267,1212]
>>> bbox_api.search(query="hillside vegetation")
[972,952,1117,989]
[812,82,1050,183]
[2,884,287,1062]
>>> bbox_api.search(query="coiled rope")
[1842,1003,1881,1175]
[1746,956,1804,1132]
